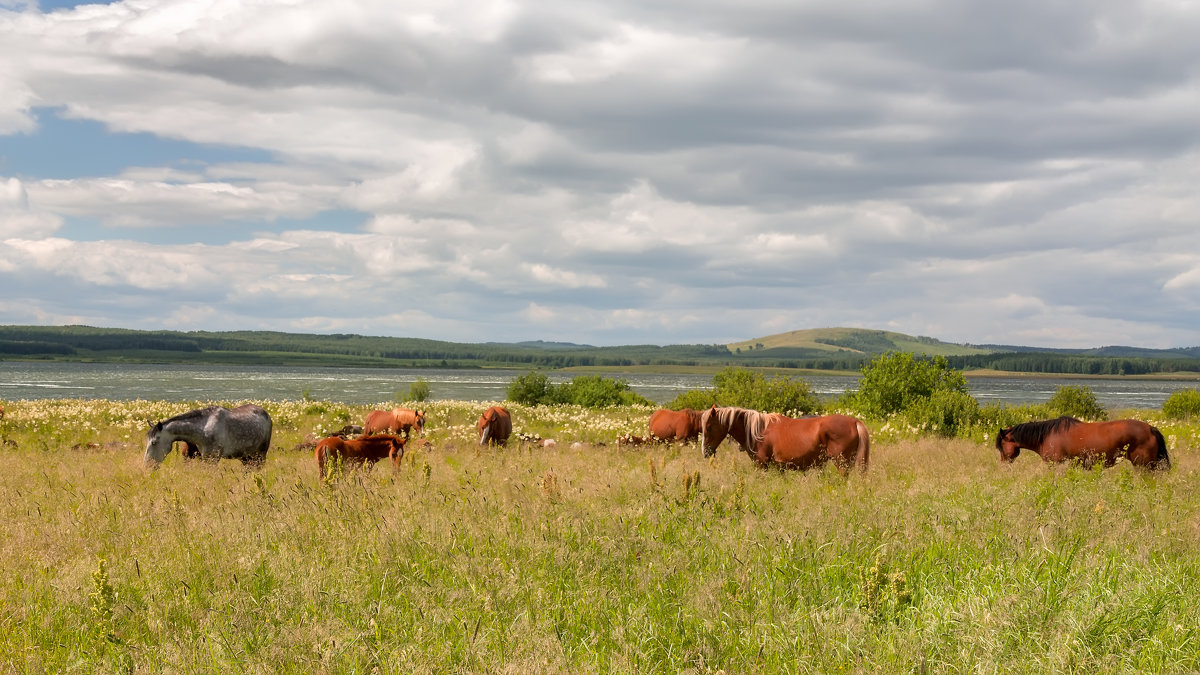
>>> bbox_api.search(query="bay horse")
[648,408,702,444]
[315,433,407,479]
[478,406,512,446]
[700,405,869,474]
[144,404,272,468]
[363,407,425,438]
[995,416,1169,470]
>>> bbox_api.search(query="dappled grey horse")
[144,404,272,469]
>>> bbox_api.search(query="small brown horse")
[478,406,513,446]
[363,407,425,438]
[995,416,1169,469]
[648,408,703,444]
[315,433,407,479]
[700,405,870,474]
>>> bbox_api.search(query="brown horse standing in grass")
[648,408,703,444]
[315,434,407,479]
[363,408,425,438]
[995,416,1169,469]
[700,405,869,474]
[477,406,513,446]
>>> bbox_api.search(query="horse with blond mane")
[363,407,425,438]
[700,405,869,474]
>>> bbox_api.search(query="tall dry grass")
[0,399,1198,673]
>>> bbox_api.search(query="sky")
[1,0,1198,349]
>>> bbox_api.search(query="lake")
[1,361,1197,409]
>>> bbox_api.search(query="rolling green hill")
[727,327,992,357]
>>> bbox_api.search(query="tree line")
[1,325,1197,375]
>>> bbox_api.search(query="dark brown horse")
[700,405,869,474]
[363,407,425,438]
[315,433,407,479]
[995,416,1169,469]
[478,406,513,446]
[648,408,703,444]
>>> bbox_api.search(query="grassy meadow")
[2,398,1200,673]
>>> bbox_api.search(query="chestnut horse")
[315,433,407,479]
[995,416,1169,470]
[648,408,702,444]
[700,405,869,474]
[478,405,512,446]
[363,407,425,438]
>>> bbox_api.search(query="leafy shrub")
[1163,388,1200,420]
[555,375,652,407]
[507,372,651,407]
[975,402,1049,431]
[904,390,981,437]
[507,371,556,405]
[845,353,969,420]
[1045,385,1106,421]
[667,367,822,414]
[406,377,431,403]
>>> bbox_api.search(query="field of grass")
[2,398,1199,673]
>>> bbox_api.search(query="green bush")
[507,372,652,407]
[555,375,652,407]
[507,371,556,406]
[904,389,982,437]
[406,377,431,403]
[1045,385,1106,421]
[666,367,822,414]
[1163,388,1200,420]
[975,402,1049,432]
[846,353,969,420]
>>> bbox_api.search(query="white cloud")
[0,0,1198,347]
[0,177,63,238]
[523,262,606,289]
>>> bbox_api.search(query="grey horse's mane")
[703,406,783,449]
[161,406,218,425]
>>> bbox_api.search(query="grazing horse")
[144,404,272,468]
[995,416,1169,470]
[648,408,703,444]
[700,405,870,474]
[364,408,425,438]
[315,434,407,479]
[478,406,512,446]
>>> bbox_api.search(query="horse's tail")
[855,419,870,472]
[1151,425,1170,471]
[315,442,327,479]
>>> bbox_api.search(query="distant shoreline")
[4,356,1199,382]
[556,364,1200,381]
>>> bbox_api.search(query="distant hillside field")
[727,327,992,357]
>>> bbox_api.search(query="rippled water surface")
[1,361,1195,408]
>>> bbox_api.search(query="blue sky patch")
[0,107,274,180]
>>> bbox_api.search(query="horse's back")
[649,408,701,441]
[363,409,394,434]
[480,406,512,444]
[764,413,867,470]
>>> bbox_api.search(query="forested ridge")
[0,325,1197,375]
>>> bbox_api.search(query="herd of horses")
[141,401,1172,477]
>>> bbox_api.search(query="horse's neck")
[163,418,206,444]
[728,410,757,454]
